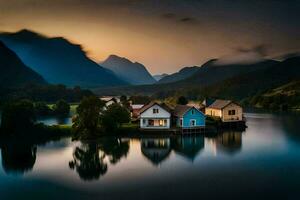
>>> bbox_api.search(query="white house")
[139,102,171,129]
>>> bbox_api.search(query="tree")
[101,104,130,132]
[34,102,52,116]
[72,96,105,139]
[120,95,130,109]
[1,100,36,133]
[53,99,70,116]
[177,96,188,105]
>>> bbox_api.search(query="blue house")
[173,105,206,128]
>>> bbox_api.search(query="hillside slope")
[0,30,127,88]
[158,66,198,84]
[101,55,156,85]
[0,41,47,88]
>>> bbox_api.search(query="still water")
[1,113,300,200]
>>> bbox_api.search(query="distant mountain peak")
[101,54,156,85]
[158,66,199,84]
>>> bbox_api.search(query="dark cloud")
[161,13,176,19]
[236,44,269,57]
[179,17,197,23]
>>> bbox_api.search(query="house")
[173,105,206,128]
[139,102,171,129]
[205,99,243,122]
[130,104,144,119]
[100,96,121,108]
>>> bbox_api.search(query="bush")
[53,99,70,116]
[34,102,52,116]
[1,100,36,133]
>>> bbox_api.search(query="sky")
[0,0,299,74]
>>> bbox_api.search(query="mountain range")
[0,41,46,88]
[101,55,156,85]
[158,66,199,83]
[93,56,300,102]
[0,29,127,88]
[153,74,168,81]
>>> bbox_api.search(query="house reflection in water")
[172,136,204,162]
[209,131,243,155]
[141,138,171,166]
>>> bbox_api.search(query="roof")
[173,105,203,117]
[202,98,216,107]
[208,99,240,110]
[131,104,144,109]
[138,101,172,115]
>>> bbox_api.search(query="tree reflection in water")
[1,144,37,175]
[69,137,129,181]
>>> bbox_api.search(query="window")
[191,109,195,115]
[190,120,196,126]
[153,108,159,114]
[180,119,183,126]
[228,110,236,115]
[143,119,146,124]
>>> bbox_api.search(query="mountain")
[202,56,300,100]
[158,66,199,83]
[180,59,279,86]
[0,30,127,88]
[0,41,47,88]
[93,57,299,100]
[101,55,156,85]
[153,74,168,81]
[248,80,300,110]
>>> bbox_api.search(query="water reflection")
[69,142,108,181]
[216,131,243,154]
[172,135,204,161]
[1,144,37,175]
[69,137,130,181]
[141,138,171,166]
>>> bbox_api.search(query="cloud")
[235,44,268,56]
[161,13,198,24]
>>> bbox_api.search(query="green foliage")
[72,96,105,139]
[53,99,70,116]
[34,101,52,116]
[129,95,153,104]
[0,84,94,103]
[101,104,130,132]
[1,99,36,133]
[176,96,188,105]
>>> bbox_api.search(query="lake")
[1,112,300,200]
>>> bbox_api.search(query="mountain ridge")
[0,29,127,88]
[101,54,156,85]
[0,41,47,88]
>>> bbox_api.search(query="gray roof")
[173,105,192,117]
[208,99,239,110]
[138,101,172,115]
[173,105,204,117]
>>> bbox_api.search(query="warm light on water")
[1,112,300,199]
